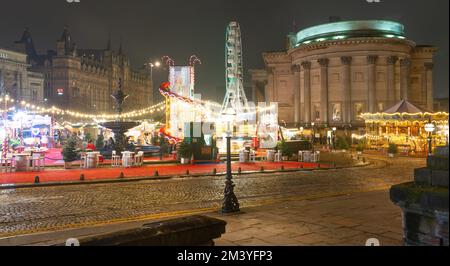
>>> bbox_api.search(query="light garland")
[0,96,165,120]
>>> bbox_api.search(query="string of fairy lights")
[0,95,166,120]
[1,94,277,122]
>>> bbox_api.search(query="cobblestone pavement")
[0,155,425,238]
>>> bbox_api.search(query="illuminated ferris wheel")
[221,21,250,120]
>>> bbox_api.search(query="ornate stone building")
[250,20,437,129]
[0,47,44,104]
[14,28,153,113]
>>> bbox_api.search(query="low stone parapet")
[390,146,449,246]
[57,215,226,246]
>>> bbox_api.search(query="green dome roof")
[295,20,406,46]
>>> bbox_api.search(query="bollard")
[119,172,124,179]
[260,166,264,172]
[238,167,242,174]
[154,170,159,177]
[186,169,190,176]
[34,176,40,184]
[212,168,217,175]
[317,163,321,169]
[362,158,366,163]
[281,165,285,171]
[80,174,85,181]
[300,165,303,169]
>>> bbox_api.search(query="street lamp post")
[445,126,449,147]
[149,61,161,81]
[332,127,337,151]
[146,60,161,104]
[222,125,240,214]
[424,120,435,157]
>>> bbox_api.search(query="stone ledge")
[414,168,449,188]
[54,215,226,246]
[390,182,449,213]
[427,156,449,171]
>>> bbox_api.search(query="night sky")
[0,0,448,102]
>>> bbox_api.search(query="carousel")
[360,100,449,156]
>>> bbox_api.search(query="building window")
[278,80,287,88]
[313,104,321,121]
[332,103,342,122]
[32,91,37,101]
[354,103,364,120]
[73,87,80,97]
[331,73,340,82]
[312,75,319,84]
[377,72,385,82]
[354,72,364,82]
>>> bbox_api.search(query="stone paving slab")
[209,190,404,246]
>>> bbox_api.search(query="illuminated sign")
[57,88,64,95]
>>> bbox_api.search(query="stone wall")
[390,146,449,246]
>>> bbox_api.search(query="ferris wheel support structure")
[221,22,250,122]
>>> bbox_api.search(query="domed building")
[250,20,437,133]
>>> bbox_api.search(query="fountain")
[100,78,140,154]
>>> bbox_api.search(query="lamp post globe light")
[147,60,161,80]
[222,123,240,214]
[424,121,436,156]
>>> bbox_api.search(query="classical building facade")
[250,20,436,129]
[0,47,45,105]
[14,28,153,113]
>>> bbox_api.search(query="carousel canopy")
[361,100,449,122]
[383,100,431,114]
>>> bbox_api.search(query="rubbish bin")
[266,150,276,162]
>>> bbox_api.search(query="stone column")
[424,63,434,111]
[291,65,301,125]
[367,55,378,113]
[0,69,3,94]
[400,58,411,101]
[266,67,275,105]
[318,58,329,125]
[386,56,398,106]
[14,71,20,100]
[251,81,257,104]
[341,56,352,124]
[301,61,311,125]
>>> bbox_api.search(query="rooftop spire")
[59,26,75,56]
[106,33,112,51]
[60,25,71,42]
[15,27,37,57]
[118,39,123,55]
